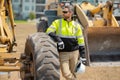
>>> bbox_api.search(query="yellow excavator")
[0,0,20,72]
[75,1,120,64]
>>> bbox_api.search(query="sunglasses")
[62,11,69,14]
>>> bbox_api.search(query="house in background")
[12,0,58,20]
[12,0,120,20]
[12,0,35,20]
[12,0,22,19]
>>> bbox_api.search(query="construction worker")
[46,5,85,80]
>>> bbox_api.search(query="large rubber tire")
[24,32,60,80]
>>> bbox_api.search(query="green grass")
[14,20,27,24]
[14,20,36,25]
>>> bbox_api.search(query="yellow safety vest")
[46,18,85,51]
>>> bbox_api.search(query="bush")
[29,12,36,20]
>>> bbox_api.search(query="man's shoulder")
[72,21,80,25]
[72,21,83,29]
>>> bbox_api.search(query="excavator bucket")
[86,27,120,62]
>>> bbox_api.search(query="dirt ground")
[0,23,120,80]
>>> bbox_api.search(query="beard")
[63,16,70,20]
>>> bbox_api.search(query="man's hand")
[57,41,64,50]
[80,57,86,65]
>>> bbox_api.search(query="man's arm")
[48,32,62,42]
[75,24,85,57]
[46,19,62,42]
[76,24,87,64]
[46,20,64,50]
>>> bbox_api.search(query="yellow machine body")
[75,1,120,65]
[0,0,20,72]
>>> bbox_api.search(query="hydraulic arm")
[0,0,16,52]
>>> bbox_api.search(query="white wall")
[22,0,35,19]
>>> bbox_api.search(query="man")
[46,5,85,80]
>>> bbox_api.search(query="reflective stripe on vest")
[58,19,62,35]
[57,19,78,37]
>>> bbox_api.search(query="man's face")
[62,8,72,20]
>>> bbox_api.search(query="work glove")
[48,32,64,50]
[48,32,62,42]
[79,46,85,58]
[79,46,86,65]
[57,41,64,50]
